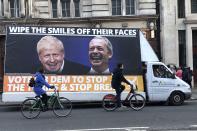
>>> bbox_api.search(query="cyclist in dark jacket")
[111,63,133,108]
[33,68,54,110]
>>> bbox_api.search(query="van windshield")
[152,65,174,78]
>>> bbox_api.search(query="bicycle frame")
[21,88,72,119]
[31,88,60,110]
[124,88,136,101]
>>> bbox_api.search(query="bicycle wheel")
[102,94,117,111]
[21,98,41,119]
[53,97,72,117]
[129,94,145,111]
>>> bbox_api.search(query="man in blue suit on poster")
[36,35,89,75]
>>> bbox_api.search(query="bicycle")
[102,85,145,111]
[21,88,72,119]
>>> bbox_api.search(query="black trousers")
[114,85,125,107]
[41,93,48,107]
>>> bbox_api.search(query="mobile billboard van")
[3,26,191,105]
[3,26,144,102]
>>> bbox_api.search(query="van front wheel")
[169,92,184,106]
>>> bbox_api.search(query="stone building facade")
[0,0,159,91]
[160,0,197,85]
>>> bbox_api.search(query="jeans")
[41,93,48,108]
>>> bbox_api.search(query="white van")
[144,61,191,105]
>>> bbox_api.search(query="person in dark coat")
[111,63,133,108]
[182,67,193,88]
[37,35,89,75]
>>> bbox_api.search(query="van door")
[150,64,176,101]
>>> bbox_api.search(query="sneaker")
[42,107,49,112]
[121,104,127,108]
[117,106,127,111]
[121,105,127,108]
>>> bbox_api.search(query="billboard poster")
[4,26,144,93]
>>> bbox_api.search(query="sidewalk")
[191,88,197,100]
[0,88,197,106]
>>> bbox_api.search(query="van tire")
[169,92,184,106]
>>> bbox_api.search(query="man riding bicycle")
[111,63,134,108]
[33,68,54,111]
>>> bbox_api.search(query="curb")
[190,98,197,100]
[0,102,21,107]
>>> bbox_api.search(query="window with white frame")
[0,0,4,16]
[51,0,58,18]
[112,0,121,15]
[73,0,80,17]
[126,0,135,15]
[9,0,20,17]
[111,0,136,16]
[51,0,80,18]
[61,0,70,17]
[191,0,197,13]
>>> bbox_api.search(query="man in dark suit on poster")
[36,35,89,75]
[88,36,113,75]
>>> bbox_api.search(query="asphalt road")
[0,100,197,131]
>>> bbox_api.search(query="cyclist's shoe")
[117,105,127,111]
[117,104,127,109]
[42,106,49,112]
[121,104,127,108]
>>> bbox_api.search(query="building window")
[126,0,135,15]
[51,0,58,18]
[74,0,80,17]
[112,0,121,15]
[61,0,70,17]
[191,0,197,13]
[178,30,186,67]
[178,0,185,18]
[0,0,4,16]
[51,0,80,18]
[10,0,20,17]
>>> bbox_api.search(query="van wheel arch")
[168,91,184,106]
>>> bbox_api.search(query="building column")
[20,0,25,16]
[122,0,126,15]
[70,0,74,17]
[57,0,61,17]
[0,1,2,16]
[3,0,9,17]
[186,25,193,69]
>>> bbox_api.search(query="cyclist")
[111,63,133,108]
[33,67,54,111]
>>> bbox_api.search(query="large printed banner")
[3,75,144,92]
[4,26,143,92]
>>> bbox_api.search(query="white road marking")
[190,125,197,127]
[56,126,149,131]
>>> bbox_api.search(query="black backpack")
[29,77,35,87]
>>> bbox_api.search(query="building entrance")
[192,30,197,87]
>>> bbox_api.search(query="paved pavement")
[0,88,197,106]
[191,88,197,100]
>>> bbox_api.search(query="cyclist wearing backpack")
[111,63,133,108]
[33,68,54,110]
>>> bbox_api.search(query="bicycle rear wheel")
[129,94,145,111]
[53,97,72,117]
[102,94,117,111]
[21,98,41,119]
